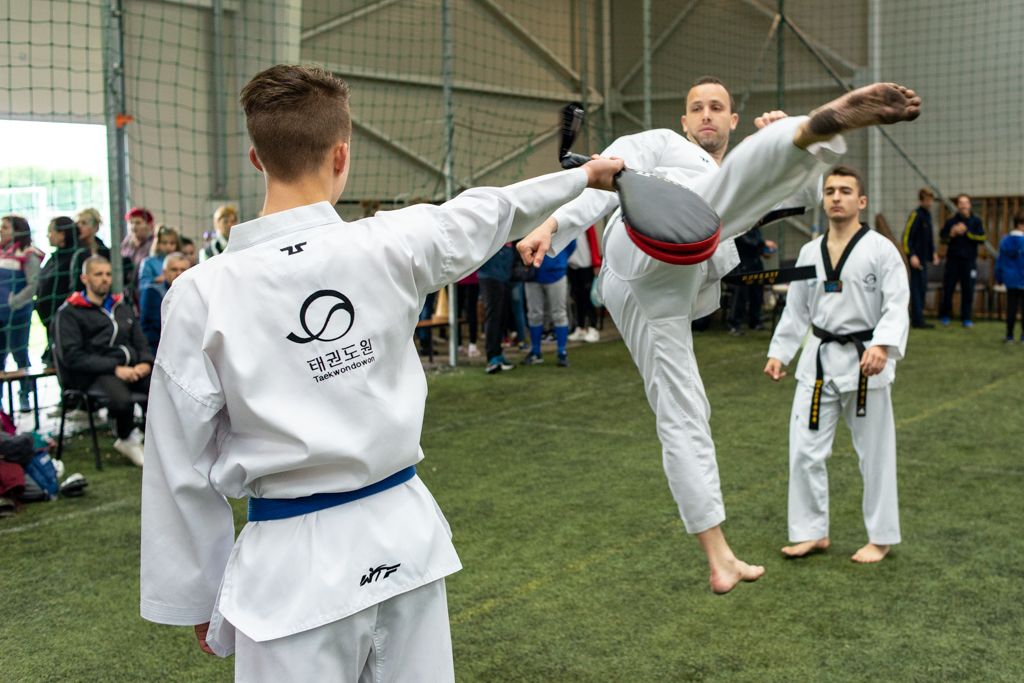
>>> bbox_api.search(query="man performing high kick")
[519,81,920,593]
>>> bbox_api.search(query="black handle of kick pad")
[560,153,591,169]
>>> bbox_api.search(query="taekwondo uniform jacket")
[547,127,832,319]
[768,228,910,391]
[140,169,589,655]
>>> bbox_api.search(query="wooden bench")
[0,366,57,431]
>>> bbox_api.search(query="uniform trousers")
[787,382,900,545]
[908,263,928,326]
[234,579,453,683]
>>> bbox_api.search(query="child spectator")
[139,225,182,289]
[524,241,575,366]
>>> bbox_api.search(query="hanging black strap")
[820,225,870,291]
[808,325,875,430]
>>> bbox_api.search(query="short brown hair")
[825,164,865,196]
[1014,212,1024,227]
[918,187,934,201]
[240,64,351,182]
[688,76,735,111]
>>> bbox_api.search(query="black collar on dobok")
[808,325,875,430]
[820,224,870,291]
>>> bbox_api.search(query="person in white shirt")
[764,165,910,564]
[518,81,920,593]
[139,64,624,681]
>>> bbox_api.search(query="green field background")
[2,322,1021,682]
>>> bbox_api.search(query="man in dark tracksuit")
[902,188,938,328]
[53,255,153,466]
[939,193,986,326]
[726,227,776,334]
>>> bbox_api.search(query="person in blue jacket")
[995,213,1024,342]
[139,251,190,353]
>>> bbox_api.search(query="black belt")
[809,325,874,430]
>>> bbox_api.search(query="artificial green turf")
[1,321,1021,681]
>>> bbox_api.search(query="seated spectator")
[140,251,189,353]
[138,225,182,289]
[201,205,237,262]
[121,206,156,276]
[1,215,45,412]
[179,236,197,266]
[35,216,80,367]
[53,256,153,466]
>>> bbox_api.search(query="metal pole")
[578,0,589,151]
[442,0,458,367]
[601,0,612,144]
[103,0,129,293]
[867,0,882,220]
[776,0,785,112]
[211,0,227,199]
[642,0,652,129]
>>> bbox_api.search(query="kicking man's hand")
[582,155,625,192]
[518,217,557,268]
[860,346,888,376]
[764,358,787,382]
[194,622,216,656]
[755,111,789,129]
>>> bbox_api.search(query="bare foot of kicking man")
[851,543,890,563]
[781,537,831,558]
[793,82,921,148]
[699,527,765,594]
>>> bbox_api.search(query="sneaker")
[522,353,544,365]
[728,327,744,337]
[557,353,569,367]
[962,320,974,328]
[584,327,601,343]
[127,427,145,445]
[517,341,529,351]
[940,317,951,326]
[467,343,480,358]
[1005,336,1015,344]
[18,393,31,414]
[113,438,145,467]
[568,327,586,342]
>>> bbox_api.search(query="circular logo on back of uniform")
[286,289,355,344]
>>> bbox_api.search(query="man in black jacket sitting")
[53,255,153,466]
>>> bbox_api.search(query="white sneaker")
[467,343,480,358]
[113,438,144,467]
[568,327,586,342]
[584,327,601,343]
[127,427,144,445]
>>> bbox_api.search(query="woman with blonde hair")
[202,205,237,262]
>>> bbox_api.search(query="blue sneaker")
[962,320,974,328]
[557,353,569,367]
[486,357,514,374]
[940,317,951,326]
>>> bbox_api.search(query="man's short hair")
[918,187,935,201]
[163,251,189,268]
[1014,212,1024,227]
[82,254,110,276]
[240,64,352,183]
[825,164,865,196]
[688,75,735,111]
[955,193,971,204]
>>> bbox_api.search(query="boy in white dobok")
[765,165,910,564]
[138,64,624,681]
[519,83,921,592]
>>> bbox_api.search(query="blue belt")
[247,466,417,522]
